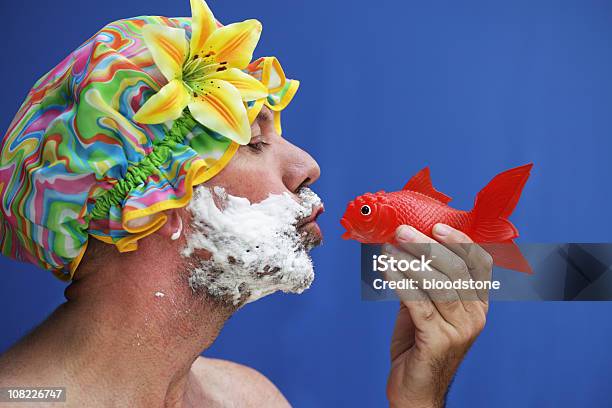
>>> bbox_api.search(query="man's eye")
[248,141,269,152]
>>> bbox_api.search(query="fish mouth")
[340,217,373,243]
[340,217,353,240]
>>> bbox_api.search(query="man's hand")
[382,224,492,408]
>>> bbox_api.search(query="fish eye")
[360,205,371,216]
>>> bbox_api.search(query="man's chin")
[298,221,323,249]
[185,186,320,306]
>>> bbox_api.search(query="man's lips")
[297,205,324,228]
[297,205,324,243]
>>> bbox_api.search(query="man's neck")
[0,256,235,407]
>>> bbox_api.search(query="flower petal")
[199,19,262,69]
[188,80,251,144]
[133,79,190,124]
[141,25,188,82]
[189,0,218,59]
[207,68,268,101]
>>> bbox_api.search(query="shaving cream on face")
[170,217,183,241]
[182,186,323,305]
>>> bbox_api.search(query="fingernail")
[397,225,416,242]
[433,223,451,237]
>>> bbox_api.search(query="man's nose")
[282,142,321,193]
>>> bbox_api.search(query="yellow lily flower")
[133,0,269,145]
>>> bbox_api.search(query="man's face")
[204,107,321,233]
[181,107,323,305]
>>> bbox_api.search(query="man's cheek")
[209,149,284,200]
[212,176,283,203]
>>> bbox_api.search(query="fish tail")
[470,163,533,273]
[481,241,533,274]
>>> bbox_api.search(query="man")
[0,1,491,406]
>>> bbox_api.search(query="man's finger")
[383,243,469,329]
[431,223,493,305]
[400,294,443,335]
[394,225,479,303]
[389,303,417,362]
[383,244,459,303]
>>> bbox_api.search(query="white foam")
[182,186,322,305]
[170,217,183,241]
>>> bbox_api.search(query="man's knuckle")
[461,311,487,341]
[446,327,465,349]
[445,298,462,311]
[435,312,487,353]
[473,309,487,332]
[456,326,481,351]
[421,307,436,321]
[449,257,469,276]
[420,242,432,258]
[479,250,494,270]
[455,230,472,243]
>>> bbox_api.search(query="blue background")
[1,0,611,406]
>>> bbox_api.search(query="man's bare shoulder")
[188,356,290,407]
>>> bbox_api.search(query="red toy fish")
[340,164,533,274]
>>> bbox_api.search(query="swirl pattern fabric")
[0,16,298,280]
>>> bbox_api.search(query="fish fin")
[402,167,452,204]
[481,241,533,274]
[470,163,533,243]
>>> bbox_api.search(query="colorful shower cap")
[0,0,299,280]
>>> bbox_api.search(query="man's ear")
[157,209,183,240]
